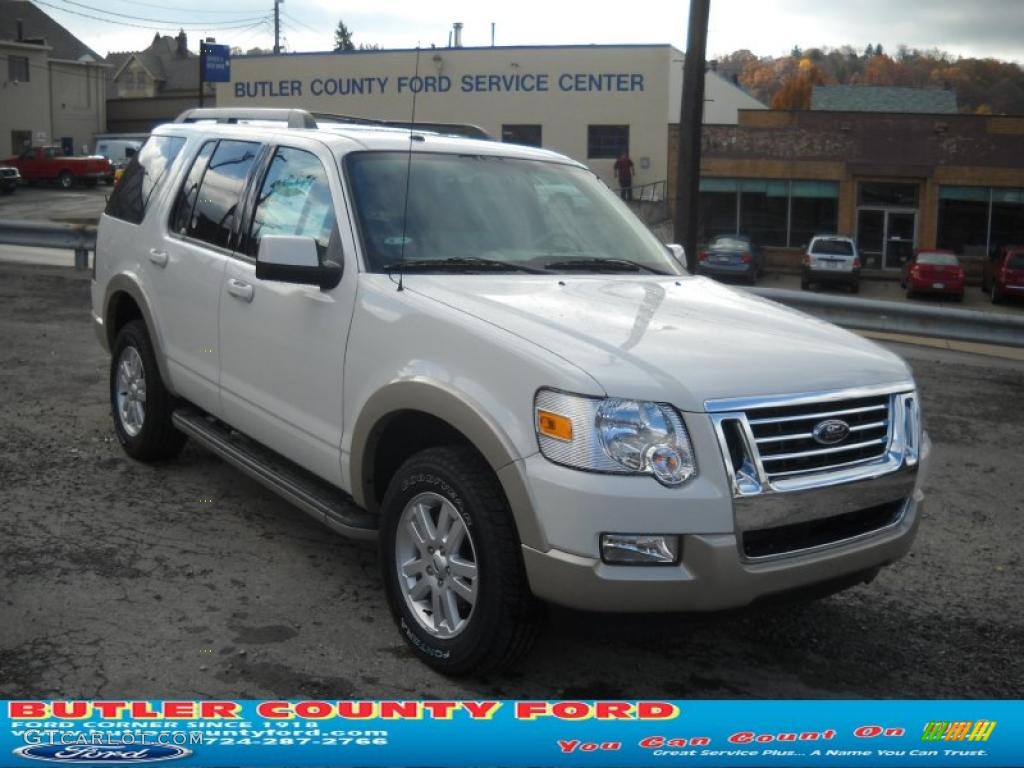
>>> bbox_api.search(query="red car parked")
[989,247,1024,304]
[901,249,965,301]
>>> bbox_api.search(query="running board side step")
[172,407,378,540]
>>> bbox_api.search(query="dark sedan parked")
[696,235,764,284]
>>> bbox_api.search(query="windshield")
[811,239,854,256]
[345,151,683,275]
[917,252,959,266]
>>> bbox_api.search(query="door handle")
[226,279,254,303]
[147,248,168,267]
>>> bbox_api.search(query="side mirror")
[665,243,688,271]
[255,235,342,291]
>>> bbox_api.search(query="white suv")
[802,234,862,292]
[92,108,929,675]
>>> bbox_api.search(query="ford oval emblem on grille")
[812,419,850,445]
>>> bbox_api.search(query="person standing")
[613,150,635,201]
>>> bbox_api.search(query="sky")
[39,0,1024,63]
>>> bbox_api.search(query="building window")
[501,124,542,147]
[790,181,840,247]
[938,186,1024,257]
[739,180,788,246]
[8,56,29,83]
[587,125,628,159]
[698,178,838,247]
[858,182,919,207]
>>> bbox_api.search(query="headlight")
[534,389,697,486]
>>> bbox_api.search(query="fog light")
[600,534,680,565]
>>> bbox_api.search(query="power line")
[48,0,267,27]
[80,0,266,16]
[281,10,319,35]
[33,0,269,30]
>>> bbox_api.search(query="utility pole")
[673,0,710,273]
[273,0,281,54]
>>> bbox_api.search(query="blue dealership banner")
[1,700,1020,766]
[200,44,231,83]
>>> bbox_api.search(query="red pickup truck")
[2,146,113,189]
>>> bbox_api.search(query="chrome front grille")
[746,394,891,479]
[707,384,921,497]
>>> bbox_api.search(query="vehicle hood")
[406,274,913,412]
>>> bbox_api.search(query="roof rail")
[310,112,492,140]
[173,108,317,129]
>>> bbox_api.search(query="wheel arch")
[350,381,541,547]
[103,275,174,388]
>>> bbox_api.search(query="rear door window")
[169,141,216,237]
[244,146,340,262]
[104,135,187,225]
[180,140,260,249]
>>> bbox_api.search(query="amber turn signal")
[536,410,573,442]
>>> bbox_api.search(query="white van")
[95,138,143,169]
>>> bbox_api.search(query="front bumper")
[513,430,929,613]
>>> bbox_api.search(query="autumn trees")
[715,45,1024,115]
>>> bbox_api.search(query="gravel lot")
[0,262,1021,700]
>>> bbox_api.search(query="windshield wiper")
[383,257,548,274]
[540,257,669,275]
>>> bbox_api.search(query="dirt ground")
[0,262,1021,699]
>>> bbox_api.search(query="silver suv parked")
[92,109,929,674]
[802,234,862,292]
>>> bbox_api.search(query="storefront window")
[858,182,919,207]
[935,186,1024,257]
[789,181,839,247]
[990,188,1024,253]
[698,178,738,241]
[698,178,838,247]
[739,180,788,246]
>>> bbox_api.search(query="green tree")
[334,20,354,51]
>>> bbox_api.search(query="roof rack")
[171,108,492,140]
[311,112,492,140]
[173,108,317,129]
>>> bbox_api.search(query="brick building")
[670,109,1024,272]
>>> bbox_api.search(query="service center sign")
[201,44,231,83]
[232,71,647,99]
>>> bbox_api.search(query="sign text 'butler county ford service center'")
[233,72,647,99]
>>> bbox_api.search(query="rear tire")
[850,281,861,294]
[992,284,1003,304]
[380,446,544,676]
[800,276,810,291]
[58,171,74,190]
[110,319,186,461]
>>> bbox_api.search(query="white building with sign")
[215,44,764,190]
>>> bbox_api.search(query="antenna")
[396,44,422,292]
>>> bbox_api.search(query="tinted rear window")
[104,135,186,224]
[811,239,854,255]
[1008,254,1024,270]
[917,252,959,266]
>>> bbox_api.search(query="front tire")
[58,171,74,190]
[110,319,186,461]
[380,446,543,676]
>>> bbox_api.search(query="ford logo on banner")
[12,745,192,763]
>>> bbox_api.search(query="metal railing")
[748,287,1024,349]
[0,219,96,269]
[0,219,1021,349]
